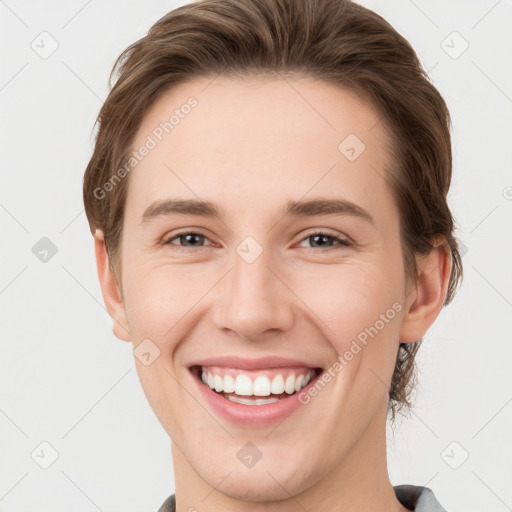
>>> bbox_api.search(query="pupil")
[183,234,202,246]
[312,235,331,247]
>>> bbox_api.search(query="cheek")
[285,260,405,401]
[287,260,404,346]
[121,261,216,343]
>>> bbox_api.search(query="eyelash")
[162,230,351,251]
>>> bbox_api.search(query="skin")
[94,75,452,512]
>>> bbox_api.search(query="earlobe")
[399,237,453,343]
[94,229,131,342]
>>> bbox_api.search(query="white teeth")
[234,374,253,396]
[223,373,235,393]
[200,368,315,397]
[214,374,223,392]
[284,374,296,394]
[253,375,271,396]
[227,395,280,406]
[271,374,285,394]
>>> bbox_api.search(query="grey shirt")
[157,485,448,511]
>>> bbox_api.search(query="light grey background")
[1,1,511,511]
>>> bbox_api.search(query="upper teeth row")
[201,370,315,396]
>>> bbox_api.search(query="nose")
[213,247,294,341]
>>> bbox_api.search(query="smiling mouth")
[190,365,323,406]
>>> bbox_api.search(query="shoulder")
[394,485,448,511]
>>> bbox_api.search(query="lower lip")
[191,368,321,427]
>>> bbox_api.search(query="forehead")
[124,75,396,226]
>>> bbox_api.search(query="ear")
[94,229,131,342]
[399,237,453,343]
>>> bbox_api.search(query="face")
[96,75,442,502]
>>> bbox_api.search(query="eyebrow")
[140,197,374,225]
[140,198,222,224]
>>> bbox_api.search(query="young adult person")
[83,1,463,510]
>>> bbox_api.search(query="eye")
[297,231,351,250]
[163,231,214,248]
[162,230,351,250]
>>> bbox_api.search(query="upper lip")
[188,356,321,371]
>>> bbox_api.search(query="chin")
[192,448,315,502]
[210,469,308,503]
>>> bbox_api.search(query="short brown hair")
[83,0,463,417]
